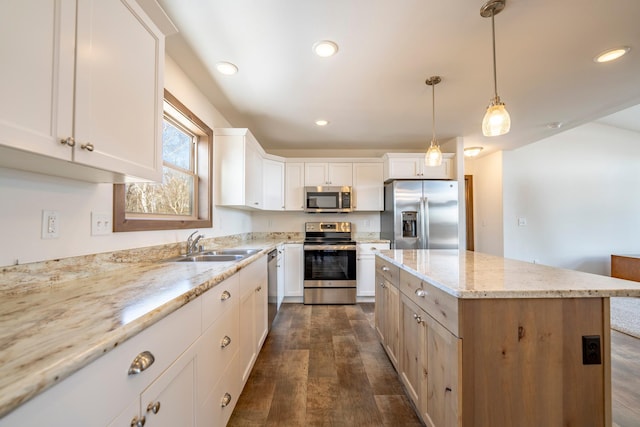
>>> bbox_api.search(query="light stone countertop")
[0,234,387,419]
[0,239,281,420]
[377,249,640,299]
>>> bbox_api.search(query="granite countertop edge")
[376,250,640,300]
[0,240,286,420]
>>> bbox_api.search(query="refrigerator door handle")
[419,196,428,249]
[423,196,429,249]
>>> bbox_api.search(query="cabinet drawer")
[202,273,240,330]
[240,255,267,297]
[375,258,399,284]
[197,352,243,427]
[196,298,240,405]
[399,269,458,336]
[357,242,389,256]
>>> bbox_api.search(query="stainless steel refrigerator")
[380,180,459,249]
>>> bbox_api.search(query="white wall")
[501,122,640,275]
[251,210,380,235]
[465,151,504,256]
[0,56,251,267]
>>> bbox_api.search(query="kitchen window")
[113,90,212,231]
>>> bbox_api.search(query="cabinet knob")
[130,416,146,427]
[256,285,262,292]
[221,335,232,348]
[379,282,386,288]
[80,142,94,152]
[381,266,390,272]
[254,202,259,205]
[128,351,155,375]
[60,137,75,147]
[415,288,427,298]
[413,313,423,324]
[146,401,161,414]
[221,392,232,408]
[220,290,231,301]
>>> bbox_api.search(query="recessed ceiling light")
[215,61,238,75]
[546,121,563,129]
[313,40,339,57]
[315,119,329,126]
[594,47,631,63]
[463,147,483,157]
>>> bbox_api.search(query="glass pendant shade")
[425,140,443,166]
[482,97,511,136]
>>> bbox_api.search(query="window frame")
[113,89,213,232]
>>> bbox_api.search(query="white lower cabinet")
[239,255,268,384]
[283,243,303,298]
[111,346,197,427]
[0,257,270,427]
[196,274,241,426]
[356,242,390,297]
[0,299,201,427]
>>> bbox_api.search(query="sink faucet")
[186,231,204,255]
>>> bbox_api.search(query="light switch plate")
[91,212,112,236]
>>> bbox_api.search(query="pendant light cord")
[491,11,498,99]
[431,82,436,142]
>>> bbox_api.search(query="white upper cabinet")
[304,162,353,187]
[215,128,266,209]
[352,162,383,211]
[285,162,305,211]
[263,158,285,211]
[0,0,173,182]
[383,153,454,181]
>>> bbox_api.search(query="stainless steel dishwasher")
[267,249,278,330]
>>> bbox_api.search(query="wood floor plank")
[229,303,424,426]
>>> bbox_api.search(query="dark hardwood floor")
[228,303,422,426]
[229,304,640,427]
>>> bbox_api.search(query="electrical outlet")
[41,210,59,239]
[582,335,601,365]
[91,212,112,236]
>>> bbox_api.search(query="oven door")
[303,245,356,287]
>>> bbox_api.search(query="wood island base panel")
[374,249,640,427]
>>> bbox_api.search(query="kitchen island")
[375,249,640,427]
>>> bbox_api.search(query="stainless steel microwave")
[304,186,352,213]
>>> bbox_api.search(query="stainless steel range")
[303,222,357,304]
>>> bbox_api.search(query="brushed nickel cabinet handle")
[221,392,232,407]
[130,416,146,427]
[60,137,75,147]
[81,142,94,151]
[220,290,231,301]
[415,288,427,298]
[221,335,232,348]
[146,401,161,414]
[128,351,155,375]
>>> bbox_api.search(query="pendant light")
[481,0,510,136]
[425,76,443,167]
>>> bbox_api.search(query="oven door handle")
[303,245,356,251]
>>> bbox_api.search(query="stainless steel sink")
[201,249,261,256]
[166,248,262,263]
[174,254,246,262]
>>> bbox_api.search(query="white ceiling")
[156,0,640,156]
